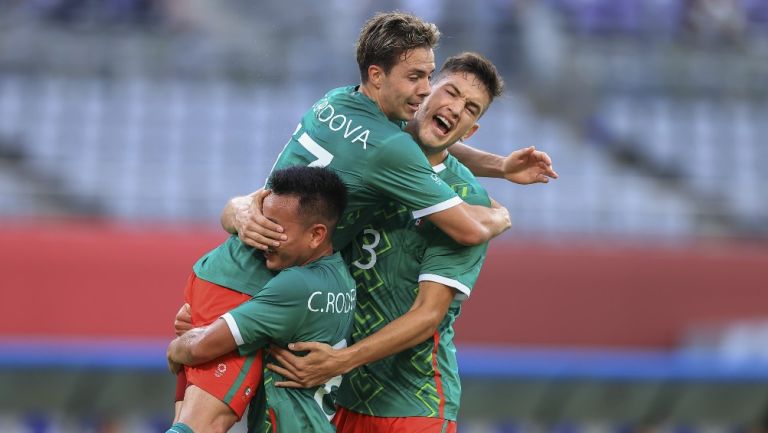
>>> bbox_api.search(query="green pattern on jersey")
[227,253,355,433]
[193,85,459,296]
[335,155,490,421]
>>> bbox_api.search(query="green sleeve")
[366,135,461,219]
[419,230,489,301]
[222,269,309,355]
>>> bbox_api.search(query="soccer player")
[166,166,354,433]
[267,52,510,432]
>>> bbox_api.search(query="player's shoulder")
[322,86,406,133]
[320,85,357,104]
[320,85,380,119]
[437,154,490,205]
[303,252,353,284]
[263,267,310,298]
[440,153,476,181]
[307,85,408,152]
[279,252,338,277]
[370,128,426,164]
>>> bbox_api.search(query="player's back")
[271,85,446,248]
[256,252,356,433]
[194,86,459,297]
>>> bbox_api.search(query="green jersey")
[222,252,355,433]
[194,85,461,296]
[336,155,490,421]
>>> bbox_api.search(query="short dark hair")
[267,166,347,229]
[356,11,440,83]
[435,52,505,111]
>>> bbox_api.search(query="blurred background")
[1,0,767,432]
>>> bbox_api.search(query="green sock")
[166,422,195,433]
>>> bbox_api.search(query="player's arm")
[426,200,509,246]
[167,319,237,372]
[371,141,510,246]
[220,189,287,250]
[267,280,456,388]
[449,142,558,184]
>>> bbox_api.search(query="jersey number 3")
[352,229,381,270]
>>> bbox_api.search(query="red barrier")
[2,222,767,348]
[457,240,768,347]
[0,221,225,339]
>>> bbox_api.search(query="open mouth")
[434,115,452,135]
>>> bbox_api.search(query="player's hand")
[168,359,182,375]
[491,202,512,236]
[234,189,287,250]
[174,303,192,337]
[267,342,348,388]
[501,146,558,184]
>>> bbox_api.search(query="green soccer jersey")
[335,155,490,421]
[193,85,462,296]
[221,252,356,433]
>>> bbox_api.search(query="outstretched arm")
[267,280,456,388]
[449,142,558,184]
[167,320,237,373]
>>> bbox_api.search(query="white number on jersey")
[298,132,334,167]
[352,229,381,270]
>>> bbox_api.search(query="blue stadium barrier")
[0,338,167,370]
[2,339,768,381]
[458,346,768,382]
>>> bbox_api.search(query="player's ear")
[309,224,328,248]
[462,123,480,141]
[368,65,384,88]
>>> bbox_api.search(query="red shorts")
[332,406,457,433]
[180,273,263,419]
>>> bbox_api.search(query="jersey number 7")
[298,132,334,167]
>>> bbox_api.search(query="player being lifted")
[167,166,354,433]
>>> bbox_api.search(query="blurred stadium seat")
[1,1,767,432]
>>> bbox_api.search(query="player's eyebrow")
[446,83,482,113]
[408,70,428,77]
[408,65,434,76]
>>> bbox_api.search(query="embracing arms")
[266,280,456,387]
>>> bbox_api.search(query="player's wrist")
[488,154,505,178]
[338,346,361,374]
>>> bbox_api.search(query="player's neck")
[358,82,389,120]
[301,244,334,266]
[425,149,449,167]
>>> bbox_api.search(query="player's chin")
[421,133,447,150]
[402,105,419,119]
[265,257,281,271]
